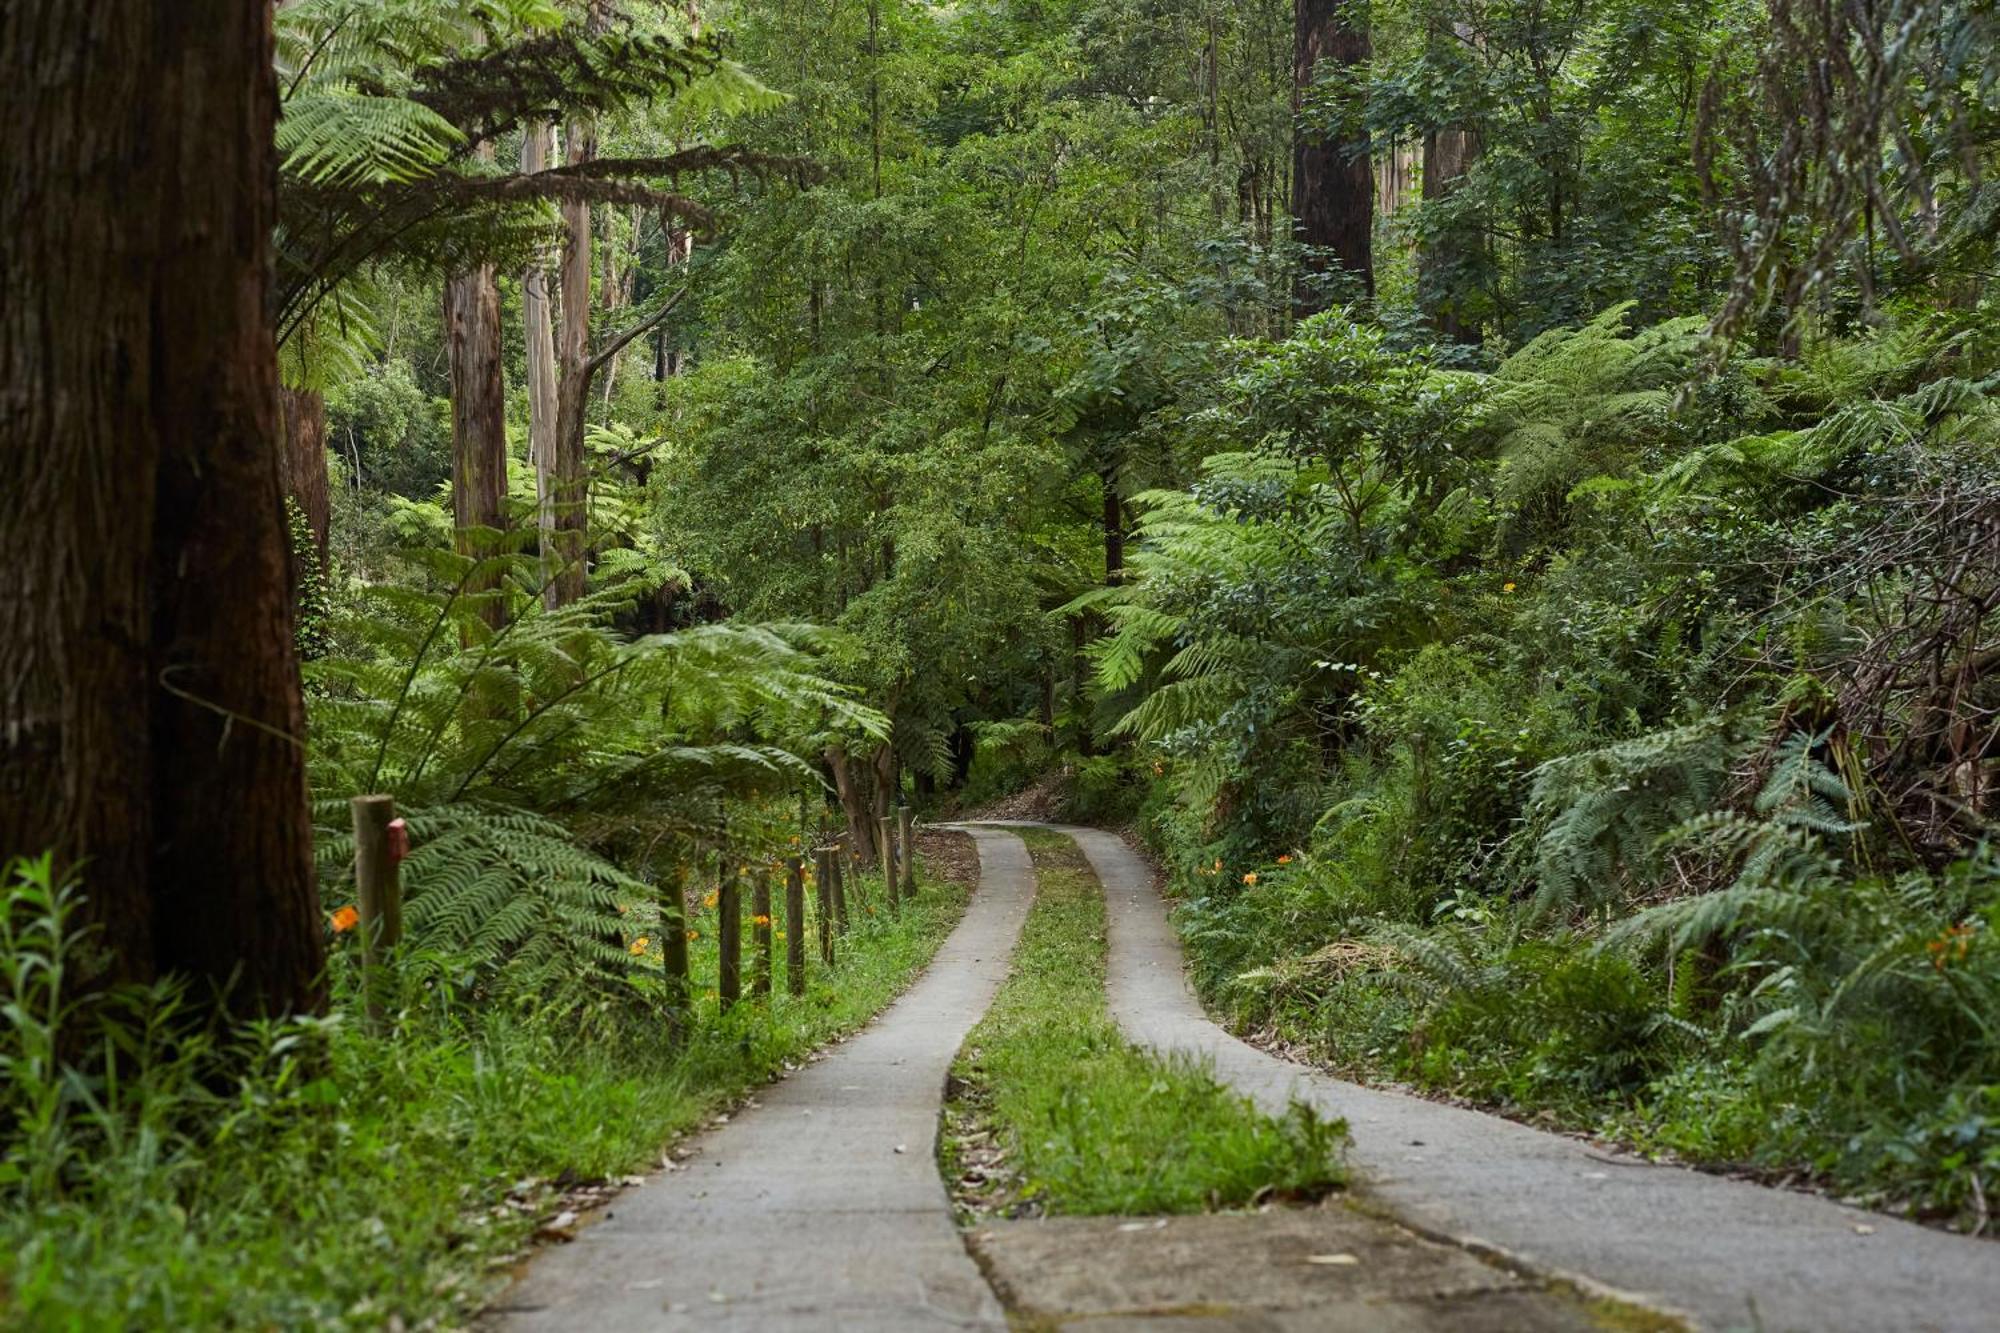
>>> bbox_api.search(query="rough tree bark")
[0,0,324,1016]
[281,386,332,570]
[1293,0,1374,312]
[522,123,560,587]
[444,247,509,630]
[824,745,879,865]
[547,4,610,609]
[1420,120,1482,343]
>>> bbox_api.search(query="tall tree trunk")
[548,6,608,609]
[281,387,331,570]
[1292,0,1374,313]
[1420,118,1482,344]
[444,256,509,631]
[824,745,879,865]
[521,123,559,591]
[1,0,323,1017]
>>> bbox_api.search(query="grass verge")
[0,860,969,1331]
[941,829,1344,1217]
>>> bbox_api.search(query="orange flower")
[686,928,701,942]
[329,905,360,933]
[703,890,719,909]
[629,936,650,955]
[753,914,773,927]
[1242,872,1258,885]
[1928,923,1975,971]
[1277,855,1293,865]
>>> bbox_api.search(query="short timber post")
[814,847,836,965]
[878,813,899,913]
[718,859,742,1011]
[830,844,850,934]
[785,856,806,996]
[752,868,773,998]
[350,794,405,1034]
[898,804,917,898]
[663,863,691,1040]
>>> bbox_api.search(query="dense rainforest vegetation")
[3,0,1998,1323]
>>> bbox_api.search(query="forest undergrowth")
[1,852,968,1329]
[990,309,2000,1235]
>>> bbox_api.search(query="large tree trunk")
[281,387,331,570]
[824,745,879,865]
[547,6,609,609]
[444,256,509,630]
[1419,17,1482,346]
[1292,0,1374,313]
[0,0,324,1017]
[521,123,560,591]
[1419,122,1482,343]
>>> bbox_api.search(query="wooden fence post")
[877,813,898,913]
[718,859,741,1011]
[898,804,917,898]
[663,862,691,1040]
[830,844,850,934]
[785,856,806,996]
[752,868,773,998]
[350,794,404,1034]
[814,847,836,965]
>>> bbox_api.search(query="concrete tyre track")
[1044,821,2000,1333]
[485,828,1033,1332]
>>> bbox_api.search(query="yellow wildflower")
[629,937,650,955]
[1242,872,1258,885]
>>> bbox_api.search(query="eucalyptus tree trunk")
[825,745,880,865]
[444,259,509,630]
[547,4,610,609]
[281,386,332,570]
[521,123,560,586]
[0,0,324,1018]
[1292,0,1374,312]
[1418,19,1482,344]
[1420,121,1482,343]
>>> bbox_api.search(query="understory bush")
[1096,308,2000,1229]
[1,853,970,1328]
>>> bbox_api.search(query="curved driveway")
[1050,821,2000,1333]
[486,827,1034,1332]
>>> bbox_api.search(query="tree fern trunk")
[0,0,323,1019]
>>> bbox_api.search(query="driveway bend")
[1043,821,2000,1333]
[485,827,1034,1332]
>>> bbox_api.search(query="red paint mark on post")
[387,817,410,865]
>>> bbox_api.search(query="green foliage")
[945,833,1344,1216]
[1113,301,2000,1229]
[304,541,882,1008]
[0,853,971,1329]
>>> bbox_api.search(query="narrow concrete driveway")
[485,827,1034,1332]
[1053,822,2000,1333]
